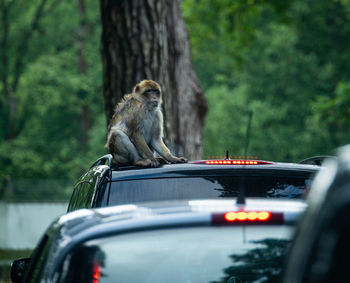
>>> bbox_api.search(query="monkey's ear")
[134,84,140,93]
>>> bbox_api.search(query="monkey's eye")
[145,89,160,95]
[152,89,160,94]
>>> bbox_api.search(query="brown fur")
[106,80,187,167]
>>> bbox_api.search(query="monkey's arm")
[132,132,159,164]
[151,112,187,163]
[152,138,187,163]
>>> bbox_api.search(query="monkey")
[106,80,188,167]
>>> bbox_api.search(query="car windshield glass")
[58,226,293,283]
[108,175,313,205]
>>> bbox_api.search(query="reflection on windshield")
[58,226,293,283]
[212,239,290,283]
[266,179,312,198]
[109,176,312,205]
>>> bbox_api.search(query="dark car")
[283,147,349,283]
[12,198,307,283]
[67,154,322,212]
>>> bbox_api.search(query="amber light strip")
[205,160,259,165]
[224,211,271,222]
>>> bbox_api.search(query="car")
[12,198,306,283]
[283,146,349,283]
[67,154,322,212]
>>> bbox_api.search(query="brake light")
[224,211,271,221]
[191,160,273,165]
[212,211,283,224]
[92,261,101,283]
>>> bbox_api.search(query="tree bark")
[77,0,91,145]
[100,0,207,160]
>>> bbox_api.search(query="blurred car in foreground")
[283,146,349,283]
[12,198,306,283]
[67,154,322,212]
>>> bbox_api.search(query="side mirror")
[11,258,31,283]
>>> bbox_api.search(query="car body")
[283,146,348,283]
[13,198,306,283]
[67,154,321,212]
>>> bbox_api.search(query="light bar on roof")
[191,160,273,165]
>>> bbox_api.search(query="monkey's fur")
[106,80,187,167]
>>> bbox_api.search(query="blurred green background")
[1,0,350,201]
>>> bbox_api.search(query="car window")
[67,182,94,212]
[67,186,79,212]
[24,235,51,283]
[108,175,312,205]
[56,225,293,283]
[92,181,110,208]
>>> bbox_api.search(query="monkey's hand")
[156,157,169,165]
[169,156,188,164]
[135,158,160,168]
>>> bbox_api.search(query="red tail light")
[92,261,101,283]
[224,211,271,221]
[212,211,283,224]
[191,160,273,165]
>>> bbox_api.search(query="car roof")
[51,199,307,253]
[60,198,307,231]
[39,198,307,281]
[110,161,320,181]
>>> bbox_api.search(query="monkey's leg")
[131,133,160,167]
[112,130,141,165]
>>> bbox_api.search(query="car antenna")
[225,150,246,204]
[227,149,246,205]
[238,111,252,205]
[237,183,246,205]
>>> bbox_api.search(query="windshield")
[57,225,293,283]
[108,174,313,205]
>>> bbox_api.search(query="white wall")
[0,202,68,249]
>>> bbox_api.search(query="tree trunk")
[77,0,91,145]
[99,0,207,160]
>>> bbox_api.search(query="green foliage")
[182,0,292,89]
[184,0,350,162]
[182,0,262,88]
[0,0,105,201]
[291,0,350,82]
[2,0,350,200]
[203,84,330,162]
[213,239,290,283]
[313,82,350,126]
[3,51,101,176]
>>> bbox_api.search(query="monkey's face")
[134,80,162,108]
[143,88,161,108]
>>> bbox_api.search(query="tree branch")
[1,0,16,139]
[1,0,11,104]
[11,0,49,93]
[45,0,62,14]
